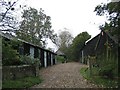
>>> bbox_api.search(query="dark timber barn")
[79,30,118,65]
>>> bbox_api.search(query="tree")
[94,2,120,39]
[56,29,73,58]
[0,0,24,32]
[16,7,57,48]
[94,1,119,79]
[71,32,91,61]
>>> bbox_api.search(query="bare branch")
[1,0,19,21]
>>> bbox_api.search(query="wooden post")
[106,36,109,61]
[82,50,84,64]
[0,36,2,90]
[35,66,39,76]
[88,56,92,77]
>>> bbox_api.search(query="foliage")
[99,64,114,78]
[56,29,73,48]
[16,7,57,47]
[70,32,91,60]
[56,31,91,61]
[97,54,118,79]
[80,67,118,88]
[2,76,42,88]
[20,55,41,67]
[2,38,22,66]
[94,2,120,39]
[56,55,65,63]
[56,29,73,61]
[80,67,90,80]
[2,37,41,66]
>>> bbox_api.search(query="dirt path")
[32,62,98,88]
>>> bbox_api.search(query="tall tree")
[71,32,91,61]
[16,7,57,47]
[94,1,120,39]
[56,29,73,56]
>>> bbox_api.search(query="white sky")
[22,0,110,37]
[18,0,110,50]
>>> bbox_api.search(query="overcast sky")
[18,0,111,50]
[20,0,110,37]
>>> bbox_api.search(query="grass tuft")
[2,76,42,88]
[80,67,118,88]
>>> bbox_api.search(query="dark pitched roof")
[102,30,118,44]
[81,33,100,56]
[95,30,118,53]
[80,30,118,56]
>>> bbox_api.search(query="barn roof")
[0,32,56,54]
[80,30,118,56]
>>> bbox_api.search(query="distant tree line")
[56,29,91,61]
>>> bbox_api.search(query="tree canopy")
[94,2,120,39]
[57,30,91,61]
[56,29,73,57]
[16,7,57,47]
[71,32,91,61]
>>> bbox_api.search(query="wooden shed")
[79,34,100,64]
[1,32,57,68]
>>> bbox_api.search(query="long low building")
[1,32,57,67]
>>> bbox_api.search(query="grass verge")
[80,67,118,88]
[2,76,42,88]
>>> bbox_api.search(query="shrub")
[2,76,42,88]
[99,64,114,79]
[56,55,65,63]
[2,39,22,66]
[20,55,41,67]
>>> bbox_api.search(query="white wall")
[44,51,47,67]
[30,46,34,59]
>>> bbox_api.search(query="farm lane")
[32,62,98,88]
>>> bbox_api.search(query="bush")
[20,55,41,67]
[2,39,22,66]
[2,76,42,88]
[99,64,114,79]
[56,55,65,63]
[80,67,118,88]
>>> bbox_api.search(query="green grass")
[80,67,91,80]
[80,67,118,88]
[2,76,42,88]
[56,55,65,63]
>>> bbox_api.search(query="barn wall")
[23,43,30,55]
[51,54,53,65]
[40,49,44,67]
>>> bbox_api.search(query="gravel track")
[32,62,98,88]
